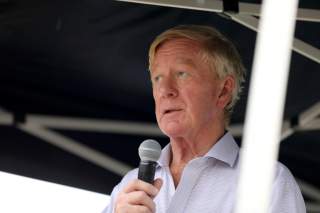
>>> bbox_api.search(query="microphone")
[138,139,162,183]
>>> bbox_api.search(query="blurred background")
[0,0,319,212]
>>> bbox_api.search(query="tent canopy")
[0,0,319,208]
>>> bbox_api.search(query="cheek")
[154,100,159,114]
[188,91,217,115]
[153,91,158,107]
[154,98,161,120]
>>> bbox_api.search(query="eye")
[177,71,189,79]
[152,75,162,84]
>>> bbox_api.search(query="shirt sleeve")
[269,163,306,213]
[101,184,120,213]
[101,168,139,213]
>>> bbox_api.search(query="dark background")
[0,0,319,204]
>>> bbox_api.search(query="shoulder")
[274,162,294,181]
[269,162,306,213]
[272,162,302,197]
[273,162,300,188]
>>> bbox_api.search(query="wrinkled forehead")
[155,38,202,56]
[151,38,203,69]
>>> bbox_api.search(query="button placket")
[166,158,208,213]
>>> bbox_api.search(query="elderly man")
[103,25,305,213]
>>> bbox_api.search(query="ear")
[216,75,235,109]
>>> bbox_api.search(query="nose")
[158,78,178,98]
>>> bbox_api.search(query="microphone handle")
[138,161,157,183]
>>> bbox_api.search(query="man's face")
[151,38,228,138]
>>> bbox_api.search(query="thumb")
[153,178,163,193]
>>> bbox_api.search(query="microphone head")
[138,139,162,162]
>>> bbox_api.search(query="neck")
[170,126,225,166]
[168,119,225,187]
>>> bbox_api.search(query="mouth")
[163,109,182,115]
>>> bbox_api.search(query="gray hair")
[149,25,245,126]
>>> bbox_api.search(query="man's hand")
[115,178,163,213]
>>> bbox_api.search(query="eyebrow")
[175,58,197,68]
[150,56,198,74]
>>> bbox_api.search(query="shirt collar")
[204,131,239,167]
[157,131,239,168]
[157,143,171,167]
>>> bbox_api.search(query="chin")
[160,123,187,138]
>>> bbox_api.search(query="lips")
[162,108,182,115]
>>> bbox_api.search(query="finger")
[153,178,163,192]
[116,203,152,213]
[132,205,152,213]
[127,191,156,212]
[123,179,159,197]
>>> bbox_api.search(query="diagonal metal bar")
[281,120,295,141]
[293,40,320,64]
[26,114,164,137]
[116,0,222,13]
[239,2,320,22]
[299,101,320,127]
[117,0,320,63]
[296,178,320,212]
[297,178,320,201]
[299,118,320,131]
[228,14,320,64]
[229,117,320,141]
[281,102,320,140]
[18,123,133,176]
[0,106,13,125]
[297,8,320,22]
[228,123,243,137]
[119,0,261,16]
[306,202,320,212]
[117,0,320,23]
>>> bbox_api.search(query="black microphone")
[138,139,162,183]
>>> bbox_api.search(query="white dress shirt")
[103,132,306,213]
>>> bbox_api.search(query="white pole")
[235,0,298,212]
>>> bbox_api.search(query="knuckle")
[116,193,126,203]
[139,206,150,213]
[132,179,140,186]
[137,191,147,200]
[115,203,125,213]
[126,180,135,189]
[125,179,139,191]
[115,193,131,208]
